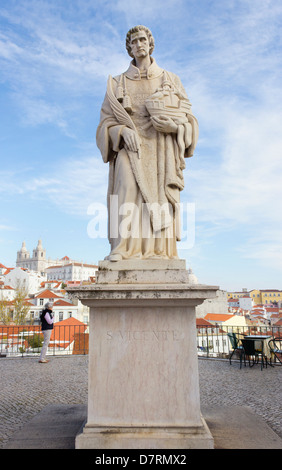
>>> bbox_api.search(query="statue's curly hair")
[126,25,155,58]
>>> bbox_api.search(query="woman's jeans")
[40,329,52,360]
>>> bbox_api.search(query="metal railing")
[196,324,282,358]
[0,324,89,357]
[0,323,281,358]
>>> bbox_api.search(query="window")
[68,311,72,317]
[59,312,64,321]
[40,299,44,306]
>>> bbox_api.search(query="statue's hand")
[151,116,178,134]
[121,127,141,153]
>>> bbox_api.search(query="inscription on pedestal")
[106,330,185,341]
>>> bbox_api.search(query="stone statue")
[96,25,198,261]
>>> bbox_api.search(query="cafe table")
[243,335,273,369]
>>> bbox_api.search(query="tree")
[27,333,43,351]
[0,293,12,325]
[12,281,30,325]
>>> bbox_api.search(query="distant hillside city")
[0,240,282,333]
[0,240,98,325]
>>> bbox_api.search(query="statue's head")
[126,25,155,58]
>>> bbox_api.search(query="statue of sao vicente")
[96,25,198,261]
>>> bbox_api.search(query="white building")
[16,240,47,272]
[16,240,77,274]
[46,262,98,282]
[196,290,229,318]
[239,295,253,311]
[0,284,15,301]
[4,267,47,295]
[196,319,230,357]
[26,288,89,324]
[0,263,7,278]
[28,288,80,323]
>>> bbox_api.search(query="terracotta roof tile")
[204,313,235,322]
[53,300,74,307]
[34,289,62,299]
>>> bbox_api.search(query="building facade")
[4,267,47,294]
[46,262,98,282]
[228,289,282,306]
[16,240,47,273]
[16,240,79,274]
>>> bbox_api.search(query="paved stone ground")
[0,356,281,449]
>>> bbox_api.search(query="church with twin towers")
[16,240,71,273]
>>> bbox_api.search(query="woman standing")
[39,302,54,363]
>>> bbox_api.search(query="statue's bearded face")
[130,31,150,59]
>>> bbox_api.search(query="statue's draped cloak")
[96,58,198,258]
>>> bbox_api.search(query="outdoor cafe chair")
[227,332,245,368]
[268,337,282,366]
[241,338,267,370]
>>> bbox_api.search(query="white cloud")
[0,2,129,131]
[0,225,16,231]
[114,0,186,23]
[47,155,108,215]
[0,147,108,216]
[1,0,282,278]
[193,108,282,218]
[2,154,108,216]
[183,97,282,270]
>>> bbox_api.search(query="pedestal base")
[67,260,218,450]
[96,259,191,284]
[75,418,214,449]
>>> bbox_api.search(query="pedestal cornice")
[67,283,219,308]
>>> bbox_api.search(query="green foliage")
[0,294,12,324]
[27,333,43,349]
[13,281,30,325]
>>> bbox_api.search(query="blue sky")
[1,0,282,292]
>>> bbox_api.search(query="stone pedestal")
[69,260,218,449]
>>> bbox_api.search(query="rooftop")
[34,289,62,299]
[204,313,235,322]
[46,263,98,269]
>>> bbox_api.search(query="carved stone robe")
[96,58,198,260]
